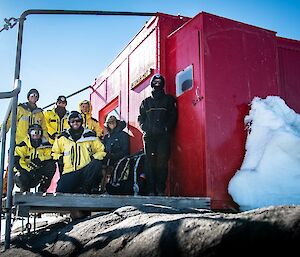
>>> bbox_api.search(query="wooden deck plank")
[13,192,210,216]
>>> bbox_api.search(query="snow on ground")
[228,96,300,211]
[1,213,65,241]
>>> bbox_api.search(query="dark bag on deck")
[106,150,147,195]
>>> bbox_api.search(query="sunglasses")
[69,119,82,123]
[29,93,38,98]
[30,130,42,136]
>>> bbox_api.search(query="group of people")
[2,73,177,198]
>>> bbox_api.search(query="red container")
[90,12,300,210]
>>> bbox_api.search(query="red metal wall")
[166,15,206,197]
[277,37,300,113]
[165,12,282,209]
[202,13,280,209]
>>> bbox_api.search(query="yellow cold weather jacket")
[52,128,106,174]
[44,108,69,144]
[4,102,48,144]
[78,100,103,138]
[14,136,53,172]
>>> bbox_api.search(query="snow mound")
[228,96,300,211]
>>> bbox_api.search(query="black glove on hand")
[32,158,42,166]
[29,158,42,169]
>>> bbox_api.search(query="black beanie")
[150,74,165,89]
[27,88,39,100]
[68,111,83,125]
[56,95,67,104]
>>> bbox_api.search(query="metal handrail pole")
[0,87,21,99]
[4,80,21,249]
[0,125,7,238]
[20,9,156,18]
[42,85,92,110]
[0,103,10,237]
[0,82,21,238]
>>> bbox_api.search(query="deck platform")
[12,192,211,216]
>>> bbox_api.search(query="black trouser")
[14,160,56,193]
[56,159,102,193]
[144,135,171,195]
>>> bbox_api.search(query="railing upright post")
[4,80,21,249]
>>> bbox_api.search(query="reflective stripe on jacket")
[7,103,48,144]
[14,136,52,172]
[52,128,106,174]
[138,92,177,137]
[44,108,69,144]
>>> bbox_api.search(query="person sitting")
[14,124,56,193]
[103,115,129,166]
[52,111,106,194]
[101,115,129,192]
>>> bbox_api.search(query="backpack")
[106,150,147,196]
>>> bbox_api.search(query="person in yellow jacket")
[14,124,56,192]
[79,100,103,139]
[44,95,69,144]
[52,111,106,194]
[2,88,48,145]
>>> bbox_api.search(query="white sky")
[228,96,300,211]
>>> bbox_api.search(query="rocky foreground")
[1,205,299,257]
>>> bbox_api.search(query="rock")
[1,205,299,257]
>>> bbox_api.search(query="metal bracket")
[0,17,19,33]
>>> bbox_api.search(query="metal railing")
[0,79,21,246]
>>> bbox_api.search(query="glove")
[29,158,42,170]
[32,158,42,166]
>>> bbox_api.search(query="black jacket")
[138,89,177,137]
[103,120,129,165]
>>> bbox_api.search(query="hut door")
[167,30,206,197]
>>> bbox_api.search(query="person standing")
[44,95,69,144]
[3,88,48,144]
[79,100,103,139]
[138,74,178,196]
[14,124,55,193]
[52,111,106,194]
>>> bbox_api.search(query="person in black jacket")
[138,74,178,196]
[102,116,129,192]
[103,115,129,167]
